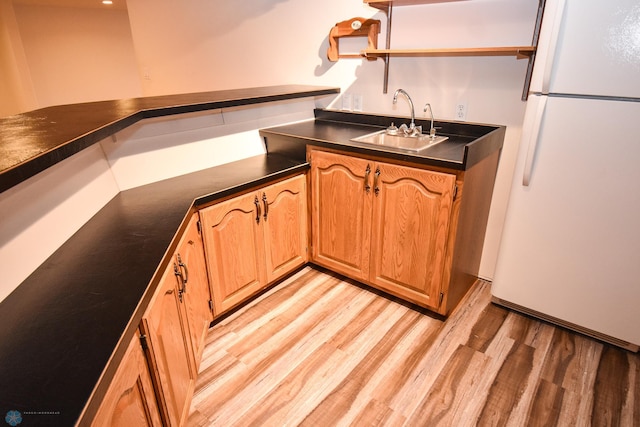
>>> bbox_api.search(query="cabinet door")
[310,150,373,281]
[200,192,266,315]
[369,162,456,308]
[141,262,195,427]
[175,213,212,373]
[91,331,162,427]
[262,175,308,283]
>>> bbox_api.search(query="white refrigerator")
[492,0,640,351]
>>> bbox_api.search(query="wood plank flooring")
[188,267,640,426]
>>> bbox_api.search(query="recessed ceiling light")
[102,0,113,4]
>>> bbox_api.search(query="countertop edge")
[260,109,506,171]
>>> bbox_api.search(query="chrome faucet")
[392,89,422,136]
[423,103,437,139]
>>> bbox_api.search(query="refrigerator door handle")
[540,0,567,94]
[522,96,548,187]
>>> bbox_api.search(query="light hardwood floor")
[188,267,640,426]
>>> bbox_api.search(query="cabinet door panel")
[310,150,372,280]
[262,175,308,283]
[176,213,212,373]
[91,332,162,427]
[200,193,266,314]
[369,163,456,308]
[141,265,195,426]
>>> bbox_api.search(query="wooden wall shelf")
[327,17,381,62]
[362,46,536,59]
[365,0,462,10]
[361,0,545,96]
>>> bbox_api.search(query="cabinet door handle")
[254,196,261,224]
[262,192,269,221]
[177,253,189,294]
[364,164,371,193]
[173,263,184,302]
[373,167,381,196]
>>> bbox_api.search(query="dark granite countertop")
[261,109,505,171]
[0,85,339,194]
[0,153,308,426]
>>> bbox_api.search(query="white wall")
[125,0,371,96]
[12,3,142,108]
[0,145,120,302]
[0,0,37,116]
[102,98,316,190]
[126,0,539,279]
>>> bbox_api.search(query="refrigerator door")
[531,0,640,98]
[492,94,640,346]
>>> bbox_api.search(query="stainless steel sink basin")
[351,130,448,152]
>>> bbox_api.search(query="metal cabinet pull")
[173,263,184,302]
[254,196,261,224]
[374,167,381,196]
[262,192,269,221]
[364,164,371,193]
[177,253,189,293]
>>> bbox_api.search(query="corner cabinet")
[200,174,308,315]
[310,149,456,311]
[177,214,214,372]
[140,213,212,427]
[91,331,163,427]
[90,175,310,426]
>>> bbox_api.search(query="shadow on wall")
[314,35,336,76]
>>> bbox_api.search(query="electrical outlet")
[353,94,363,112]
[455,102,467,121]
[342,94,353,111]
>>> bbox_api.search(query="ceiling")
[12,0,127,10]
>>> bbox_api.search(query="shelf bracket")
[382,3,393,93]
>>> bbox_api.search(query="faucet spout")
[392,88,417,133]
[423,103,436,138]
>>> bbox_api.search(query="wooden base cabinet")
[178,214,214,373]
[200,174,307,316]
[310,149,458,313]
[369,159,457,309]
[262,176,309,282]
[140,213,212,426]
[140,260,195,427]
[91,331,162,427]
[309,152,373,282]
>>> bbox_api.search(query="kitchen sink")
[351,129,448,152]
